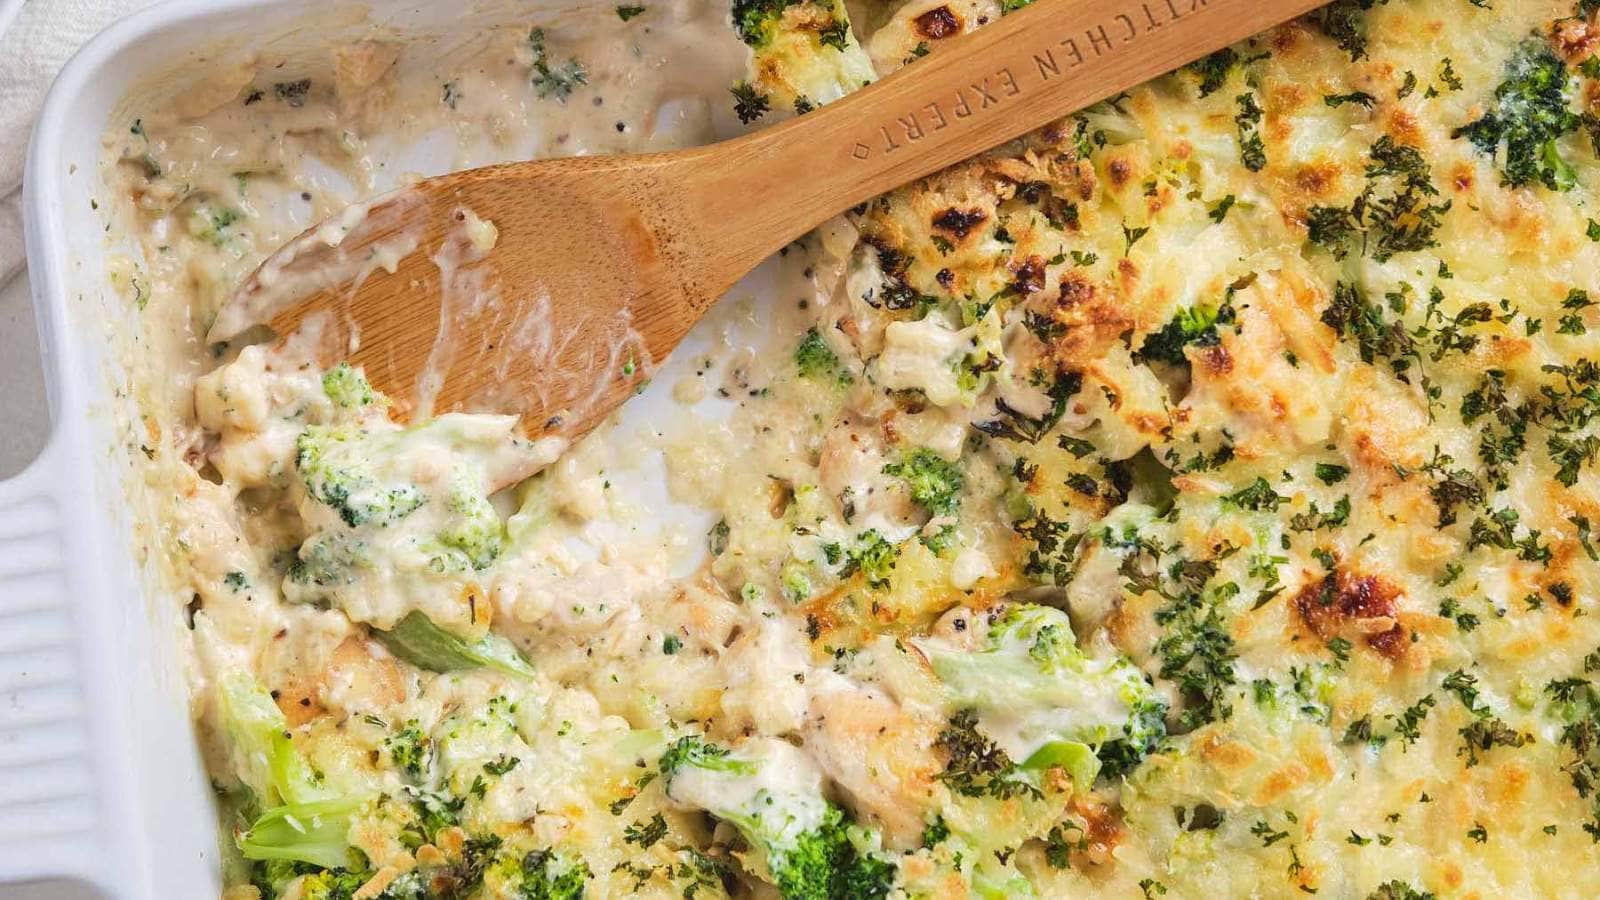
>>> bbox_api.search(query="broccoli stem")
[373,610,535,677]
[236,798,363,870]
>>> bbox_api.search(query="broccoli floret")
[428,477,505,572]
[882,448,964,516]
[733,0,809,48]
[295,426,426,528]
[795,327,852,385]
[287,417,525,616]
[511,848,591,900]
[836,530,898,588]
[373,610,535,677]
[1453,41,1581,190]
[919,605,1167,786]
[288,530,369,588]
[1095,694,1169,779]
[186,201,242,247]
[836,843,896,900]
[1137,301,1235,365]
[383,721,432,781]
[270,858,421,899]
[292,868,370,900]
[247,847,302,897]
[237,798,363,870]
[321,363,377,409]
[661,737,896,899]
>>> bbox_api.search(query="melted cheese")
[101,0,1600,897]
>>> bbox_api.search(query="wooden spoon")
[209,0,1326,438]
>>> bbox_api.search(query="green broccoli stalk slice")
[1017,741,1102,792]
[373,611,534,677]
[218,671,332,807]
[661,737,897,899]
[919,604,1167,786]
[972,860,1038,899]
[882,448,964,517]
[236,798,364,870]
[219,672,369,871]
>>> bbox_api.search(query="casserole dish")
[17,0,1600,897]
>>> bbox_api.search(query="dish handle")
[0,444,118,894]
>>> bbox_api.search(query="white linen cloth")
[0,0,159,287]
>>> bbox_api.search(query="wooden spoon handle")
[703,0,1325,261]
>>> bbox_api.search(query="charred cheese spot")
[1106,156,1136,192]
[1385,107,1423,146]
[931,206,988,239]
[914,5,962,39]
[1044,273,1132,369]
[1194,342,1234,376]
[1011,254,1046,295]
[1552,16,1600,63]
[1294,160,1343,198]
[1294,568,1407,659]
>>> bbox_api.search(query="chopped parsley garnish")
[1314,463,1350,485]
[528,28,588,102]
[1309,0,1392,61]
[1325,90,1376,108]
[731,80,770,123]
[1235,92,1267,171]
[1224,478,1286,511]
[1306,136,1450,262]
[623,813,668,848]
[933,710,1038,800]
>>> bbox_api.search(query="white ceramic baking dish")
[8,1,764,896]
